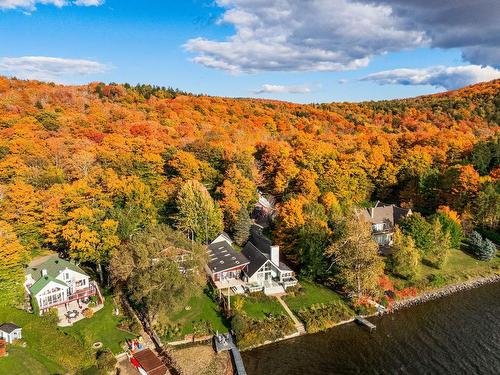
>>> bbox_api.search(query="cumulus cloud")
[0,0,103,10]
[186,0,499,73]
[0,56,109,81]
[358,0,500,67]
[253,84,311,94]
[185,0,426,73]
[362,65,500,90]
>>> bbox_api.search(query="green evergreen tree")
[478,239,497,261]
[468,231,497,261]
[400,213,433,254]
[233,207,252,246]
[174,180,223,244]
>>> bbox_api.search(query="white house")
[206,227,297,295]
[0,323,22,344]
[242,226,297,294]
[25,254,98,314]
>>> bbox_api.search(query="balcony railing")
[67,284,97,302]
[282,276,298,288]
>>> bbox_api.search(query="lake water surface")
[242,282,500,374]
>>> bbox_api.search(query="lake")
[242,282,500,374]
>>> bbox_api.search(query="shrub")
[297,302,353,333]
[83,308,94,319]
[232,312,295,349]
[96,349,117,374]
[42,308,60,325]
[35,111,61,131]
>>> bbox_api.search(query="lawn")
[284,280,349,313]
[238,293,287,320]
[168,288,230,338]
[393,248,500,291]
[62,296,135,354]
[0,305,93,374]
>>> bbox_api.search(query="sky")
[0,0,499,103]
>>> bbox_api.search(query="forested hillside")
[0,76,498,305]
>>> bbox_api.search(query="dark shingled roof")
[207,241,249,273]
[358,202,411,226]
[249,225,272,255]
[242,242,270,278]
[0,323,21,334]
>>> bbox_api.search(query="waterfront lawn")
[62,296,135,355]
[284,281,349,313]
[168,288,230,338]
[393,249,500,290]
[239,293,287,320]
[0,305,93,375]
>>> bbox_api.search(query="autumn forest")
[0,76,499,313]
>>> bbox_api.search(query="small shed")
[0,323,22,344]
[133,349,169,375]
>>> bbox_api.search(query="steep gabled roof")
[358,202,411,226]
[0,323,21,333]
[29,275,68,296]
[26,254,87,283]
[242,242,270,278]
[249,225,272,255]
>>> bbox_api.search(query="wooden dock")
[355,316,376,332]
[214,333,247,375]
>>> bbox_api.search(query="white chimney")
[41,269,48,277]
[270,246,279,266]
[369,208,374,218]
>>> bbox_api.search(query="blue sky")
[0,0,499,103]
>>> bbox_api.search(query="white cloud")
[72,0,103,6]
[187,0,500,73]
[185,0,426,73]
[253,84,311,94]
[0,56,109,81]
[0,0,103,10]
[361,65,500,90]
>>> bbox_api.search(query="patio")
[56,299,103,327]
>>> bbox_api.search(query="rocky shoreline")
[388,274,500,312]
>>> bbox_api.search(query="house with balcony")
[24,254,99,314]
[206,232,250,292]
[206,228,298,295]
[358,202,412,254]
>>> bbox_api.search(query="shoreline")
[243,273,500,352]
[388,274,500,312]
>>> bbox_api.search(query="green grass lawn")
[284,280,349,313]
[168,288,230,338]
[238,293,287,320]
[0,305,93,374]
[62,296,135,355]
[392,249,500,291]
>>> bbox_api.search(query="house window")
[372,223,385,232]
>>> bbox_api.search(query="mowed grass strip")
[284,281,349,313]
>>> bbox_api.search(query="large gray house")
[358,201,412,252]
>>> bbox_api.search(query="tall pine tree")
[175,180,223,243]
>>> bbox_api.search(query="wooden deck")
[213,333,247,375]
[355,316,376,332]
